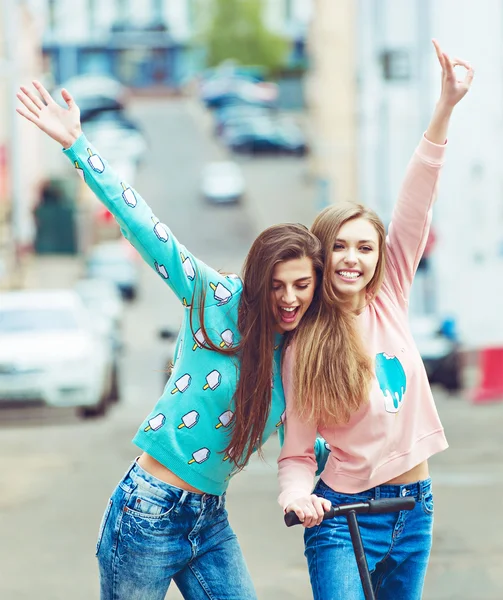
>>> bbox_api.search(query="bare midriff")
[384,460,429,485]
[137,452,205,494]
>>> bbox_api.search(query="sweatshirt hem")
[321,431,448,495]
[133,433,229,496]
[278,430,448,509]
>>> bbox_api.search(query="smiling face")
[271,256,317,333]
[330,217,380,310]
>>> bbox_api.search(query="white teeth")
[338,271,360,279]
[280,307,297,312]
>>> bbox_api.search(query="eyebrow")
[335,238,376,244]
[272,276,314,283]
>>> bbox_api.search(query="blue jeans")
[96,460,257,599]
[304,478,434,600]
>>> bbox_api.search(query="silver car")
[0,290,116,417]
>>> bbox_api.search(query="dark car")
[224,118,307,156]
[410,315,462,392]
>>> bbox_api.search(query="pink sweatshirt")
[278,135,449,510]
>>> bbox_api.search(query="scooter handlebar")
[284,496,416,527]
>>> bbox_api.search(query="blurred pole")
[1,0,23,284]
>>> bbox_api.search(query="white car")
[200,161,245,204]
[86,241,140,301]
[0,290,116,417]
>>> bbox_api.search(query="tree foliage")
[202,0,289,73]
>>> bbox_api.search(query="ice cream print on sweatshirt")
[62,134,289,496]
[375,352,407,413]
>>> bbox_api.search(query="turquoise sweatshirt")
[64,134,327,495]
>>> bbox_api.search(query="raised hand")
[433,39,474,108]
[16,80,82,149]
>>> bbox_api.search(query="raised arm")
[385,41,473,301]
[16,81,240,308]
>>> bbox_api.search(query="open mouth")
[337,270,362,282]
[279,306,299,323]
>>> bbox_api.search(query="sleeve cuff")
[417,134,447,165]
[62,132,88,157]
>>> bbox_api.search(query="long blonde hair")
[291,203,386,425]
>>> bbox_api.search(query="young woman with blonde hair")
[278,40,474,599]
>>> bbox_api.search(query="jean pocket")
[96,498,113,556]
[124,489,177,520]
[421,491,434,515]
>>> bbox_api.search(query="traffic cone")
[471,347,503,404]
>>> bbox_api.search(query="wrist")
[61,127,82,150]
[435,99,454,116]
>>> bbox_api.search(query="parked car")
[201,77,278,109]
[158,327,178,389]
[84,110,147,167]
[0,290,117,417]
[74,277,124,349]
[200,161,245,204]
[410,315,462,392]
[224,118,307,156]
[85,241,140,301]
[56,75,127,122]
[213,104,273,137]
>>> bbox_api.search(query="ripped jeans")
[96,460,256,600]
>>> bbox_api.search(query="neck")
[347,291,367,314]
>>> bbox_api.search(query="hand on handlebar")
[284,494,332,528]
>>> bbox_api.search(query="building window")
[152,0,164,22]
[48,0,56,32]
[116,0,130,22]
[285,0,293,21]
[88,0,96,32]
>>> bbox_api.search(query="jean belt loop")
[420,478,427,500]
[374,486,380,500]
[179,490,188,505]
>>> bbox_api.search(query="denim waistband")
[319,477,432,502]
[121,458,225,509]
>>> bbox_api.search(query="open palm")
[16,80,82,149]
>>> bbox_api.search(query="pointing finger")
[432,39,445,68]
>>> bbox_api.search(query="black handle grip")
[367,497,416,514]
[284,497,415,527]
[284,511,302,527]
[284,506,337,527]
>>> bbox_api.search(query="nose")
[344,248,357,265]
[282,287,296,304]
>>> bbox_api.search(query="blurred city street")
[1,96,502,600]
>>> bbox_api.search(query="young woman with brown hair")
[278,40,474,599]
[16,81,326,600]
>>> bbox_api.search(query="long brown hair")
[292,203,386,425]
[190,223,323,470]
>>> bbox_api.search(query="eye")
[333,243,344,250]
[360,246,374,252]
[296,284,309,290]
[272,285,282,291]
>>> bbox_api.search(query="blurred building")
[308,0,503,347]
[0,0,44,288]
[27,0,313,89]
[305,0,357,207]
[263,0,312,69]
[26,0,194,88]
